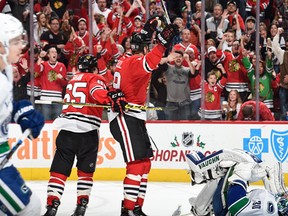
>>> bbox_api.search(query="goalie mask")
[77,54,98,73]
[276,193,288,216]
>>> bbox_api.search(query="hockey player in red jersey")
[43,54,112,216]
[107,19,179,216]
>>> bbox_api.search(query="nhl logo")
[182,132,194,147]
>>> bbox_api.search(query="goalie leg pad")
[190,179,219,215]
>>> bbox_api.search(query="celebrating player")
[183,149,288,216]
[0,14,44,215]
[107,18,179,216]
[43,54,112,216]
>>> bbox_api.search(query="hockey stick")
[159,0,171,24]
[0,129,31,169]
[34,100,176,111]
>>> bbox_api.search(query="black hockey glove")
[156,24,179,48]
[108,89,128,114]
[140,16,161,42]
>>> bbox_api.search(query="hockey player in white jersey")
[0,13,44,215]
[181,149,288,216]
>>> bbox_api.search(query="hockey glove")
[140,16,162,42]
[156,24,179,48]
[12,100,44,139]
[108,89,128,114]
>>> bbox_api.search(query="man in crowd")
[237,100,275,121]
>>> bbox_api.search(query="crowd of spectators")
[4,0,288,121]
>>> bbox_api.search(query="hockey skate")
[43,199,60,216]
[133,206,148,216]
[71,198,88,216]
[121,208,139,216]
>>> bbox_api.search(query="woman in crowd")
[222,89,243,120]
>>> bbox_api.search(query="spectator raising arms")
[35,46,67,120]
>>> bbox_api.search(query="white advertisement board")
[8,122,288,172]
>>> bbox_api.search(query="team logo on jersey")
[182,132,194,147]
[228,59,240,72]
[205,92,215,103]
[271,130,288,162]
[21,184,30,194]
[48,70,58,81]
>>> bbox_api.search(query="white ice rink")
[29,180,197,216]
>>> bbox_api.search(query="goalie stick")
[35,100,177,111]
[0,129,31,169]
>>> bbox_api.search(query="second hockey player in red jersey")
[107,19,179,216]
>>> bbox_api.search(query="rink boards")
[7,121,288,183]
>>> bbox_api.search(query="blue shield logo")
[271,130,288,162]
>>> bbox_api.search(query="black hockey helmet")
[77,54,98,72]
[130,32,154,54]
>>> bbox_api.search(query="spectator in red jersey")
[110,4,133,44]
[237,100,275,121]
[43,54,112,216]
[132,15,144,33]
[35,46,67,120]
[189,60,202,120]
[124,0,146,22]
[199,63,228,120]
[63,27,86,73]
[246,0,269,22]
[173,28,199,63]
[226,1,245,31]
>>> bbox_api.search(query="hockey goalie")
[174,149,288,216]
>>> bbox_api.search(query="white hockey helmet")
[0,13,24,48]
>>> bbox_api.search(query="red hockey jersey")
[109,44,166,120]
[53,72,110,132]
[35,61,67,101]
